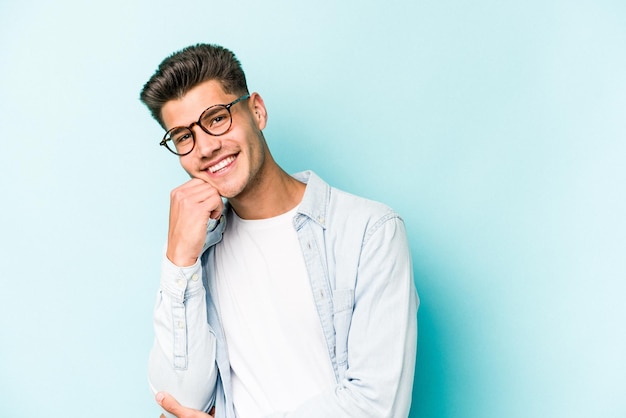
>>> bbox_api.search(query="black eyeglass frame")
[160,94,251,156]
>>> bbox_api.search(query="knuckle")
[170,188,183,200]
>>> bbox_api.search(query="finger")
[169,187,222,220]
[172,182,219,203]
[208,198,224,220]
[182,177,210,188]
[155,392,211,418]
[180,178,219,195]
[184,187,223,219]
[172,186,223,213]
[156,392,185,417]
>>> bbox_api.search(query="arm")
[148,178,224,418]
[148,254,218,418]
[267,216,419,418]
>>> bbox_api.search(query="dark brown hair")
[140,43,249,128]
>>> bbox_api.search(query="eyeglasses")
[160,94,250,156]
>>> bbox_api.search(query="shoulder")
[327,185,405,240]
[329,185,397,218]
[296,170,403,231]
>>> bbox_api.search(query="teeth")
[209,156,235,173]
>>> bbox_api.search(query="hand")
[166,178,224,267]
[156,392,215,418]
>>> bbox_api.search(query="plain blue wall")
[1,1,624,417]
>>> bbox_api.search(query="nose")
[192,125,221,157]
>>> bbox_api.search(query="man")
[140,44,419,418]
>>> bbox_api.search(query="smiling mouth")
[208,155,236,173]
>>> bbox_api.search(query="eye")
[201,107,230,130]
[167,127,193,144]
[174,132,192,144]
[211,115,226,125]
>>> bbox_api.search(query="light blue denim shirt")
[149,171,419,418]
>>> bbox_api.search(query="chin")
[215,181,246,200]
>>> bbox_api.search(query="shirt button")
[191,273,199,281]
[177,279,185,288]
[177,321,185,329]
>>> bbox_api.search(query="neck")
[229,158,305,220]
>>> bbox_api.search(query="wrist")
[166,249,198,268]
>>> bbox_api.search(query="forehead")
[160,80,231,129]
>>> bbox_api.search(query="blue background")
[1,1,624,417]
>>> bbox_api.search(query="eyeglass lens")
[164,105,233,155]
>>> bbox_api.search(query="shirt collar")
[292,170,329,229]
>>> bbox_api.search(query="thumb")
[155,392,187,417]
[155,392,212,418]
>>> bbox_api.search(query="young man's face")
[160,80,268,199]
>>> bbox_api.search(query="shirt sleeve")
[265,216,419,418]
[148,251,218,418]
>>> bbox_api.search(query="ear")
[249,92,268,130]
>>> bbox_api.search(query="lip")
[205,154,238,175]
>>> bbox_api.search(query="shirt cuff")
[160,254,204,302]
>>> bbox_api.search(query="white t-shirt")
[214,206,336,418]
